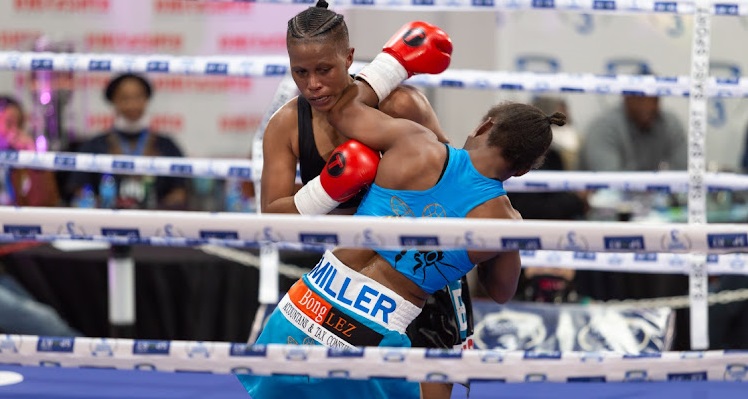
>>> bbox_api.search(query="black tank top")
[297,96,363,209]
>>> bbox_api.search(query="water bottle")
[76,184,96,208]
[99,174,117,209]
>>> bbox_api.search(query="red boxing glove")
[357,21,452,102]
[320,140,380,202]
[293,140,380,215]
[383,21,453,77]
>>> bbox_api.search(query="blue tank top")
[355,145,507,294]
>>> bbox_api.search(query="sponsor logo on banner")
[57,221,87,238]
[89,338,115,357]
[134,363,157,371]
[101,228,140,241]
[455,231,486,249]
[354,228,384,248]
[200,230,239,240]
[14,0,110,13]
[0,150,19,163]
[603,236,645,250]
[299,233,339,246]
[133,340,170,355]
[169,163,193,175]
[254,226,282,243]
[146,61,169,73]
[185,341,211,358]
[227,166,252,179]
[154,76,252,93]
[707,233,748,249]
[400,235,439,247]
[36,337,74,353]
[573,251,596,261]
[501,237,541,250]
[426,372,450,382]
[30,58,53,70]
[567,376,606,382]
[229,343,266,357]
[326,347,364,358]
[0,30,42,49]
[715,3,739,15]
[154,0,254,14]
[479,351,504,363]
[425,348,462,359]
[634,253,658,262]
[53,154,76,168]
[524,373,547,382]
[730,254,746,271]
[283,346,310,361]
[668,254,687,268]
[724,364,748,381]
[205,63,228,75]
[523,351,562,359]
[88,60,111,71]
[84,33,183,52]
[623,369,649,382]
[661,230,691,251]
[218,35,285,53]
[111,160,135,171]
[381,348,407,362]
[0,335,21,354]
[219,115,262,133]
[264,64,288,76]
[667,371,708,381]
[4,225,42,239]
[558,231,588,251]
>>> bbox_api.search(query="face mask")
[113,113,150,133]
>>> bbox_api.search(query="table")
[2,244,302,342]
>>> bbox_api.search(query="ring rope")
[244,0,740,16]
[1,52,746,98]
[197,245,748,310]
[4,150,748,193]
[2,206,747,254]
[0,335,744,383]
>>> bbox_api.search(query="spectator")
[578,90,687,172]
[576,77,690,348]
[65,73,188,210]
[0,95,79,336]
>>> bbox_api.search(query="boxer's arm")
[380,84,450,144]
[261,102,302,214]
[469,196,524,304]
[328,82,426,152]
[476,251,521,304]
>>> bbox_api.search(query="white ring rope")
[4,150,748,193]
[2,206,747,254]
[1,52,746,98]
[247,0,743,16]
[0,335,744,383]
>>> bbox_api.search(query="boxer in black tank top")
[296,96,474,349]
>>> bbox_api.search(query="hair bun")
[316,0,329,8]
[548,111,567,127]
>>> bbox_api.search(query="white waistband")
[303,250,421,334]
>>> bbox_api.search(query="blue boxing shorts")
[237,250,422,399]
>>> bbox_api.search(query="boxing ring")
[2,0,748,397]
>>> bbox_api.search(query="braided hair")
[484,102,564,172]
[287,0,349,50]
